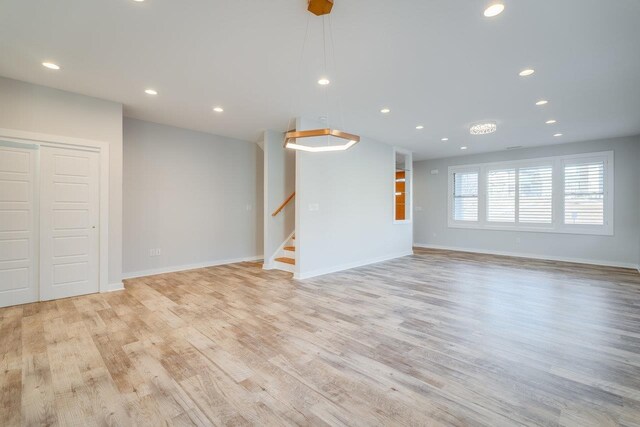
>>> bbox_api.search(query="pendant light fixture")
[284,0,360,152]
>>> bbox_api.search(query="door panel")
[40,147,99,301]
[0,145,37,308]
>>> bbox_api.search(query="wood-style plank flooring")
[2,248,640,426]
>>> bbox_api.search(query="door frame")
[0,128,110,294]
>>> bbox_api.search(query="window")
[487,168,515,223]
[519,165,553,223]
[448,151,613,235]
[452,171,479,221]
[564,160,604,225]
[394,149,412,223]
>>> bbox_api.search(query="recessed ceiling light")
[380,108,390,114]
[416,125,424,130]
[460,146,468,150]
[483,3,505,17]
[536,100,548,106]
[554,133,563,137]
[519,69,535,77]
[470,121,497,135]
[42,62,60,70]
[546,119,557,124]
[441,137,449,141]
[144,89,158,95]
[133,0,145,2]
[317,78,330,85]
[213,106,224,113]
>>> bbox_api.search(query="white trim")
[414,243,638,270]
[393,147,413,224]
[0,128,111,295]
[105,282,125,292]
[294,250,414,280]
[122,255,264,280]
[447,150,614,236]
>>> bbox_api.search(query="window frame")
[447,151,613,235]
[393,147,413,224]
[448,167,480,226]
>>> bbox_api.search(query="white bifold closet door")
[39,146,100,301]
[0,145,38,308]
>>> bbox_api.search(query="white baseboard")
[122,255,264,280]
[103,282,125,293]
[294,250,414,280]
[414,243,639,270]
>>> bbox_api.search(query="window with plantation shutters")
[448,151,612,235]
[564,161,605,225]
[453,171,478,221]
[519,165,553,223]
[487,168,515,222]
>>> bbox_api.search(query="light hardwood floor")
[2,248,640,426]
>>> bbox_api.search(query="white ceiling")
[1,0,639,160]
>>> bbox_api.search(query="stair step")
[284,246,295,251]
[275,257,295,265]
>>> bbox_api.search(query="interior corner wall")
[413,135,640,268]
[0,76,124,288]
[295,118,413,279]
[122,118,263,278]
[263,130,295,264]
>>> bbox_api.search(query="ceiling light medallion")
[285,0,360,153]
[470,121,497,135]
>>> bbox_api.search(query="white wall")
[263,130,295,264]
[0,76,124,288]
[414,136,640,268]
[295,118,413,279]
[122,118,262,277]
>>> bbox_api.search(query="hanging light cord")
[322,15,330,147]
[328,14,346,133]
[285,14,311,135]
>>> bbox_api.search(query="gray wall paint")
[263,130,295,263]
[123,118,262,276]
[295,118,413,279]
[0,76,124,286]
[414,136,640,267]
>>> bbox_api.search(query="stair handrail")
[272,192,295,217]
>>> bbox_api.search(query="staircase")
[273,234,295,272]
